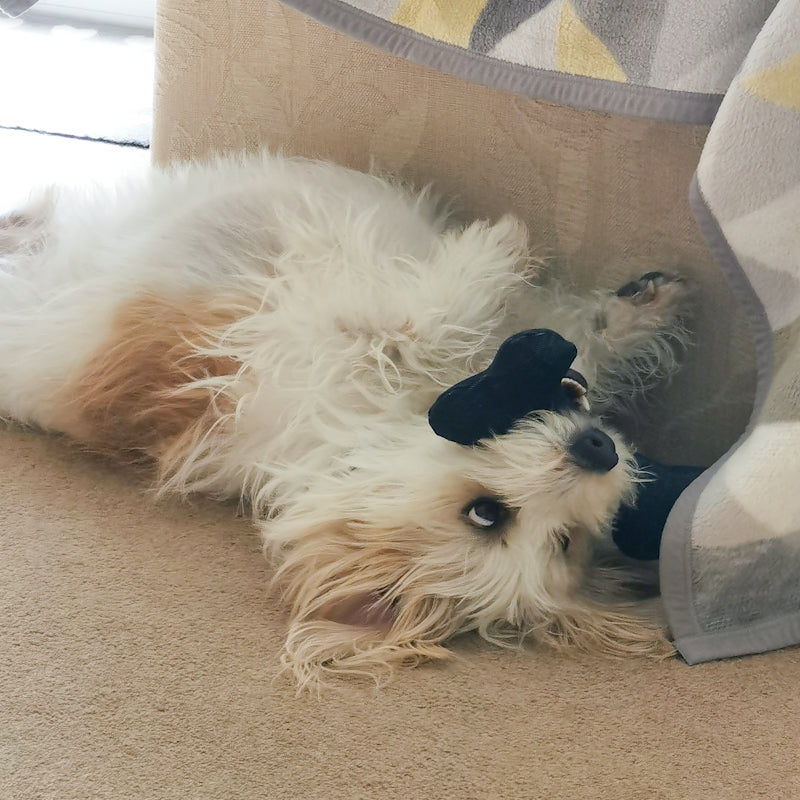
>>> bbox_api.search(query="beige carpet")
[2,422,799,800]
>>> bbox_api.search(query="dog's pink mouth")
[318,591,398,631]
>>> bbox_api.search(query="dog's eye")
[464,497,509,531]
[561,369,590,411]
[556,531,571,553]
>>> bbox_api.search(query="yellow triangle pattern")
[556,0,627,83]
[744,51,800,112]
[392,0,490,49]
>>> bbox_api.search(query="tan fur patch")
[61,292,252,469]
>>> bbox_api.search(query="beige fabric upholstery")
[153,0,754,467]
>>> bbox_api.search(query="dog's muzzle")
[568,427,619,473]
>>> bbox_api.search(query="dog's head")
[267,329,669,690]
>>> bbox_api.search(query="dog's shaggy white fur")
[0,152,692,689]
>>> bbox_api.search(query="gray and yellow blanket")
[0,0,37,16]
[279,0,800,664]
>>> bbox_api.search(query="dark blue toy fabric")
[428,329,579,446]
[613,455,704,560]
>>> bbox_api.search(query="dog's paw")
[615,271,687,308]
[603,271,692,338]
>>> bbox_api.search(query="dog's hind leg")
[0,187,133,434]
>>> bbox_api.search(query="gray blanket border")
[660,175,790,665]
[0,0,38,17]
[278,0,723,125]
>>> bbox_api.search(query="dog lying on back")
[0,153,691,689]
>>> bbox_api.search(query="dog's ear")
[273,534,461,690]
[281,591,461,691]
[266,510,466,690]
[316,590,399,632]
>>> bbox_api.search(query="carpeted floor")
[2,424,800,800]
[1,134,799,800]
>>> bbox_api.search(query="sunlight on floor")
[0,15,153,144]
[0,129,149,212]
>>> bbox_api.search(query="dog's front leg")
[574,271,694,412]
[503,272,694,413]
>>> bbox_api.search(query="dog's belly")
[31,285,447,497]
[0,152,529,503]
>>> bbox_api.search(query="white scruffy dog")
[0,152,691,689]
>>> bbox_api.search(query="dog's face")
[269,408,667,690]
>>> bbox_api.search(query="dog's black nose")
[568,428,619,473]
